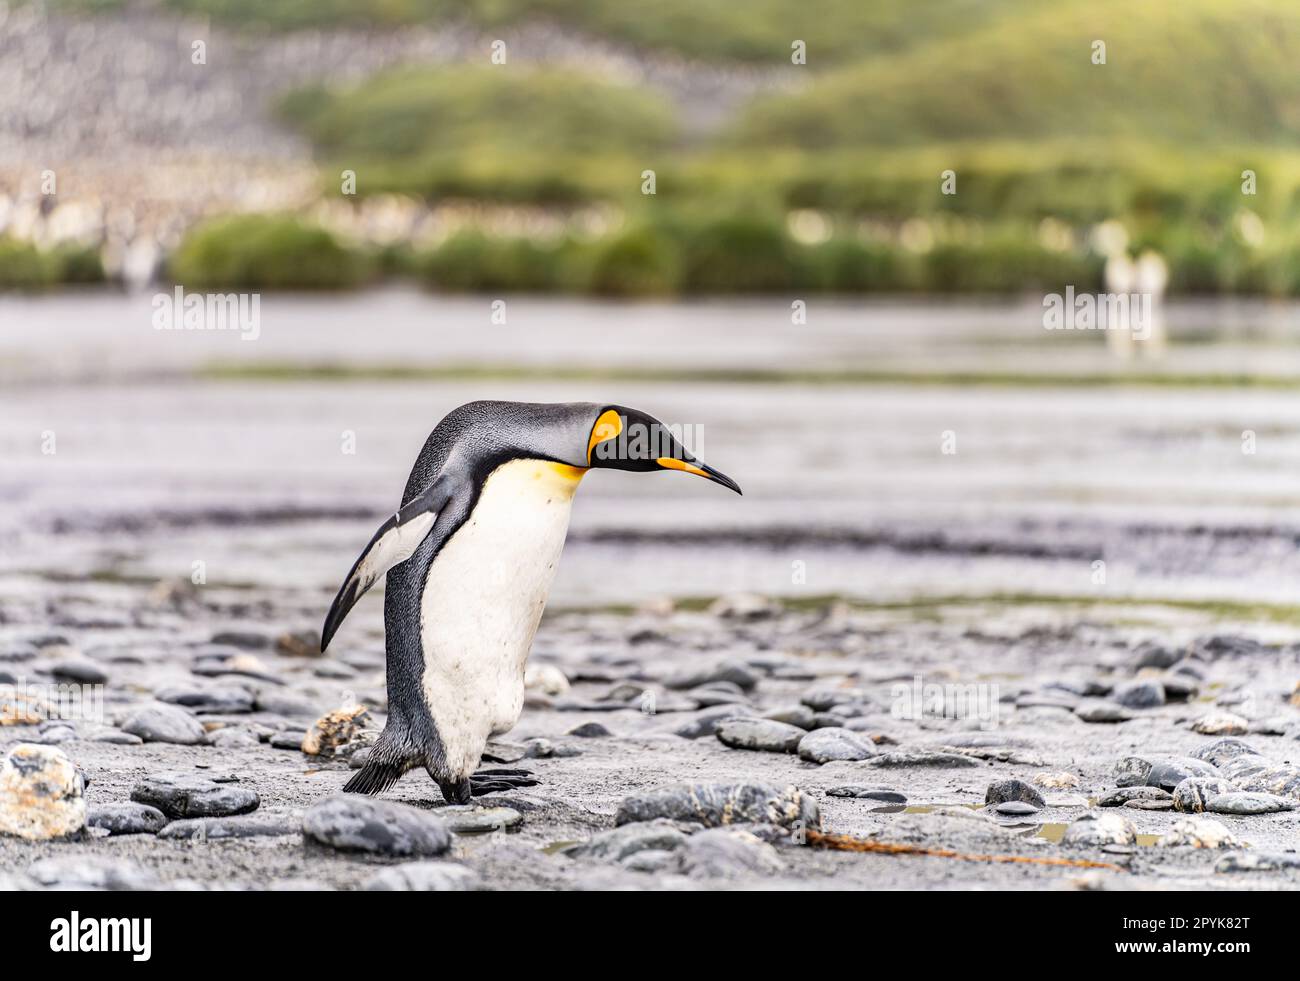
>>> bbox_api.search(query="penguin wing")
[320,478,453,652]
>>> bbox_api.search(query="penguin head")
[583,404,742,494]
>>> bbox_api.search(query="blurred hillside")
[6,0,1300,294]
[56,0,1046,62]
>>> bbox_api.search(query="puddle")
[1033,822,1161,846]
[875,804,1163,847]
[869,803,982,814]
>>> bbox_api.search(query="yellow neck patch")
[543,461,589,484]
[587,409,624,464]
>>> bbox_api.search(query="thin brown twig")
[806,829,1128,873]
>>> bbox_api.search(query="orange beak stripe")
[656,457,710,478]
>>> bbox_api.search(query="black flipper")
[320,477,451,652]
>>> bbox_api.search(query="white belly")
[419,458,582,779]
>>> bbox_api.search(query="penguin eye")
[587,410,624,464]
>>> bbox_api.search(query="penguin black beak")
[697,461,743,495]
[656,457,743,495]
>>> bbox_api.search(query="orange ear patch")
[656,457,710,478]
[587,409,623,463]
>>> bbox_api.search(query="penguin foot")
[469,767,539,796]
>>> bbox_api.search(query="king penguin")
[320,400,741,803]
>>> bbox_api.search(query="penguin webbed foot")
[468,767,539,797]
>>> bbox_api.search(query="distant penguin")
[320,401,741,803]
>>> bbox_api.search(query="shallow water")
[7,288,1300,383]
[4,291,1300,610]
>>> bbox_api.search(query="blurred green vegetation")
[0,238,59,290]
[280,68,676,159]
[278,66,676,206]
[393,214,1107,296]
[0,238,104,291]
[96,0,1037,64]
[732,0,1300,148]
[83,0,1300,294]
[167,215,373,290]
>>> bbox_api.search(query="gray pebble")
[1018,692,1081,710]
[615,782,818,832]
[716,718,804,753]
[563,819,689,861]
[621,848,678,873]
[158,815,299,839]
[675,828,784,878]
[809,711,854,728]
[87,802,168,836]
[120,703,207,745]
[1113,679,1166,709]
[1171,777,1235,813]
[1127,798,1175,811]
[0,643,38,662]
[1074,700,1132,723]
[867,751,979,768]
[1159,675,1199,702]
[1206,792,1295,815]
[1191,738,1259,768]
[437,805,521,834]
[1160,816,1242,849]
[1046,679,1110,697]
[209,630,272,651]
[522,738,581,759]
[313,662,358,680]
[50,658,108,684]
[302,795,451,857]
[1114,756,1154,787]
[90,729,143,746]
[992,800,1040,816]
[825,786,906,803]
[985,779,1046,809]
[673,708,744,740]
[254,693,318,717]
[131,772,259,818]
[1147,758,1220,791]
[1131,642,1181,670]
[566,722,611,738]
[801,688,868,712]
[1099,786,1173,807]
[763,705,816,729]
[663,660,758,692]
[483,741,528,763]
[156,684,254,714]
[27,856,157,890]
[268,731,307,749]
[208,726,261,749]
[365,862,480,891]
[797,727,875,763]
[691,689,749,709]
[27,724,77,744]
[1215,851,1300,873]
[1062,811,1137,847]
